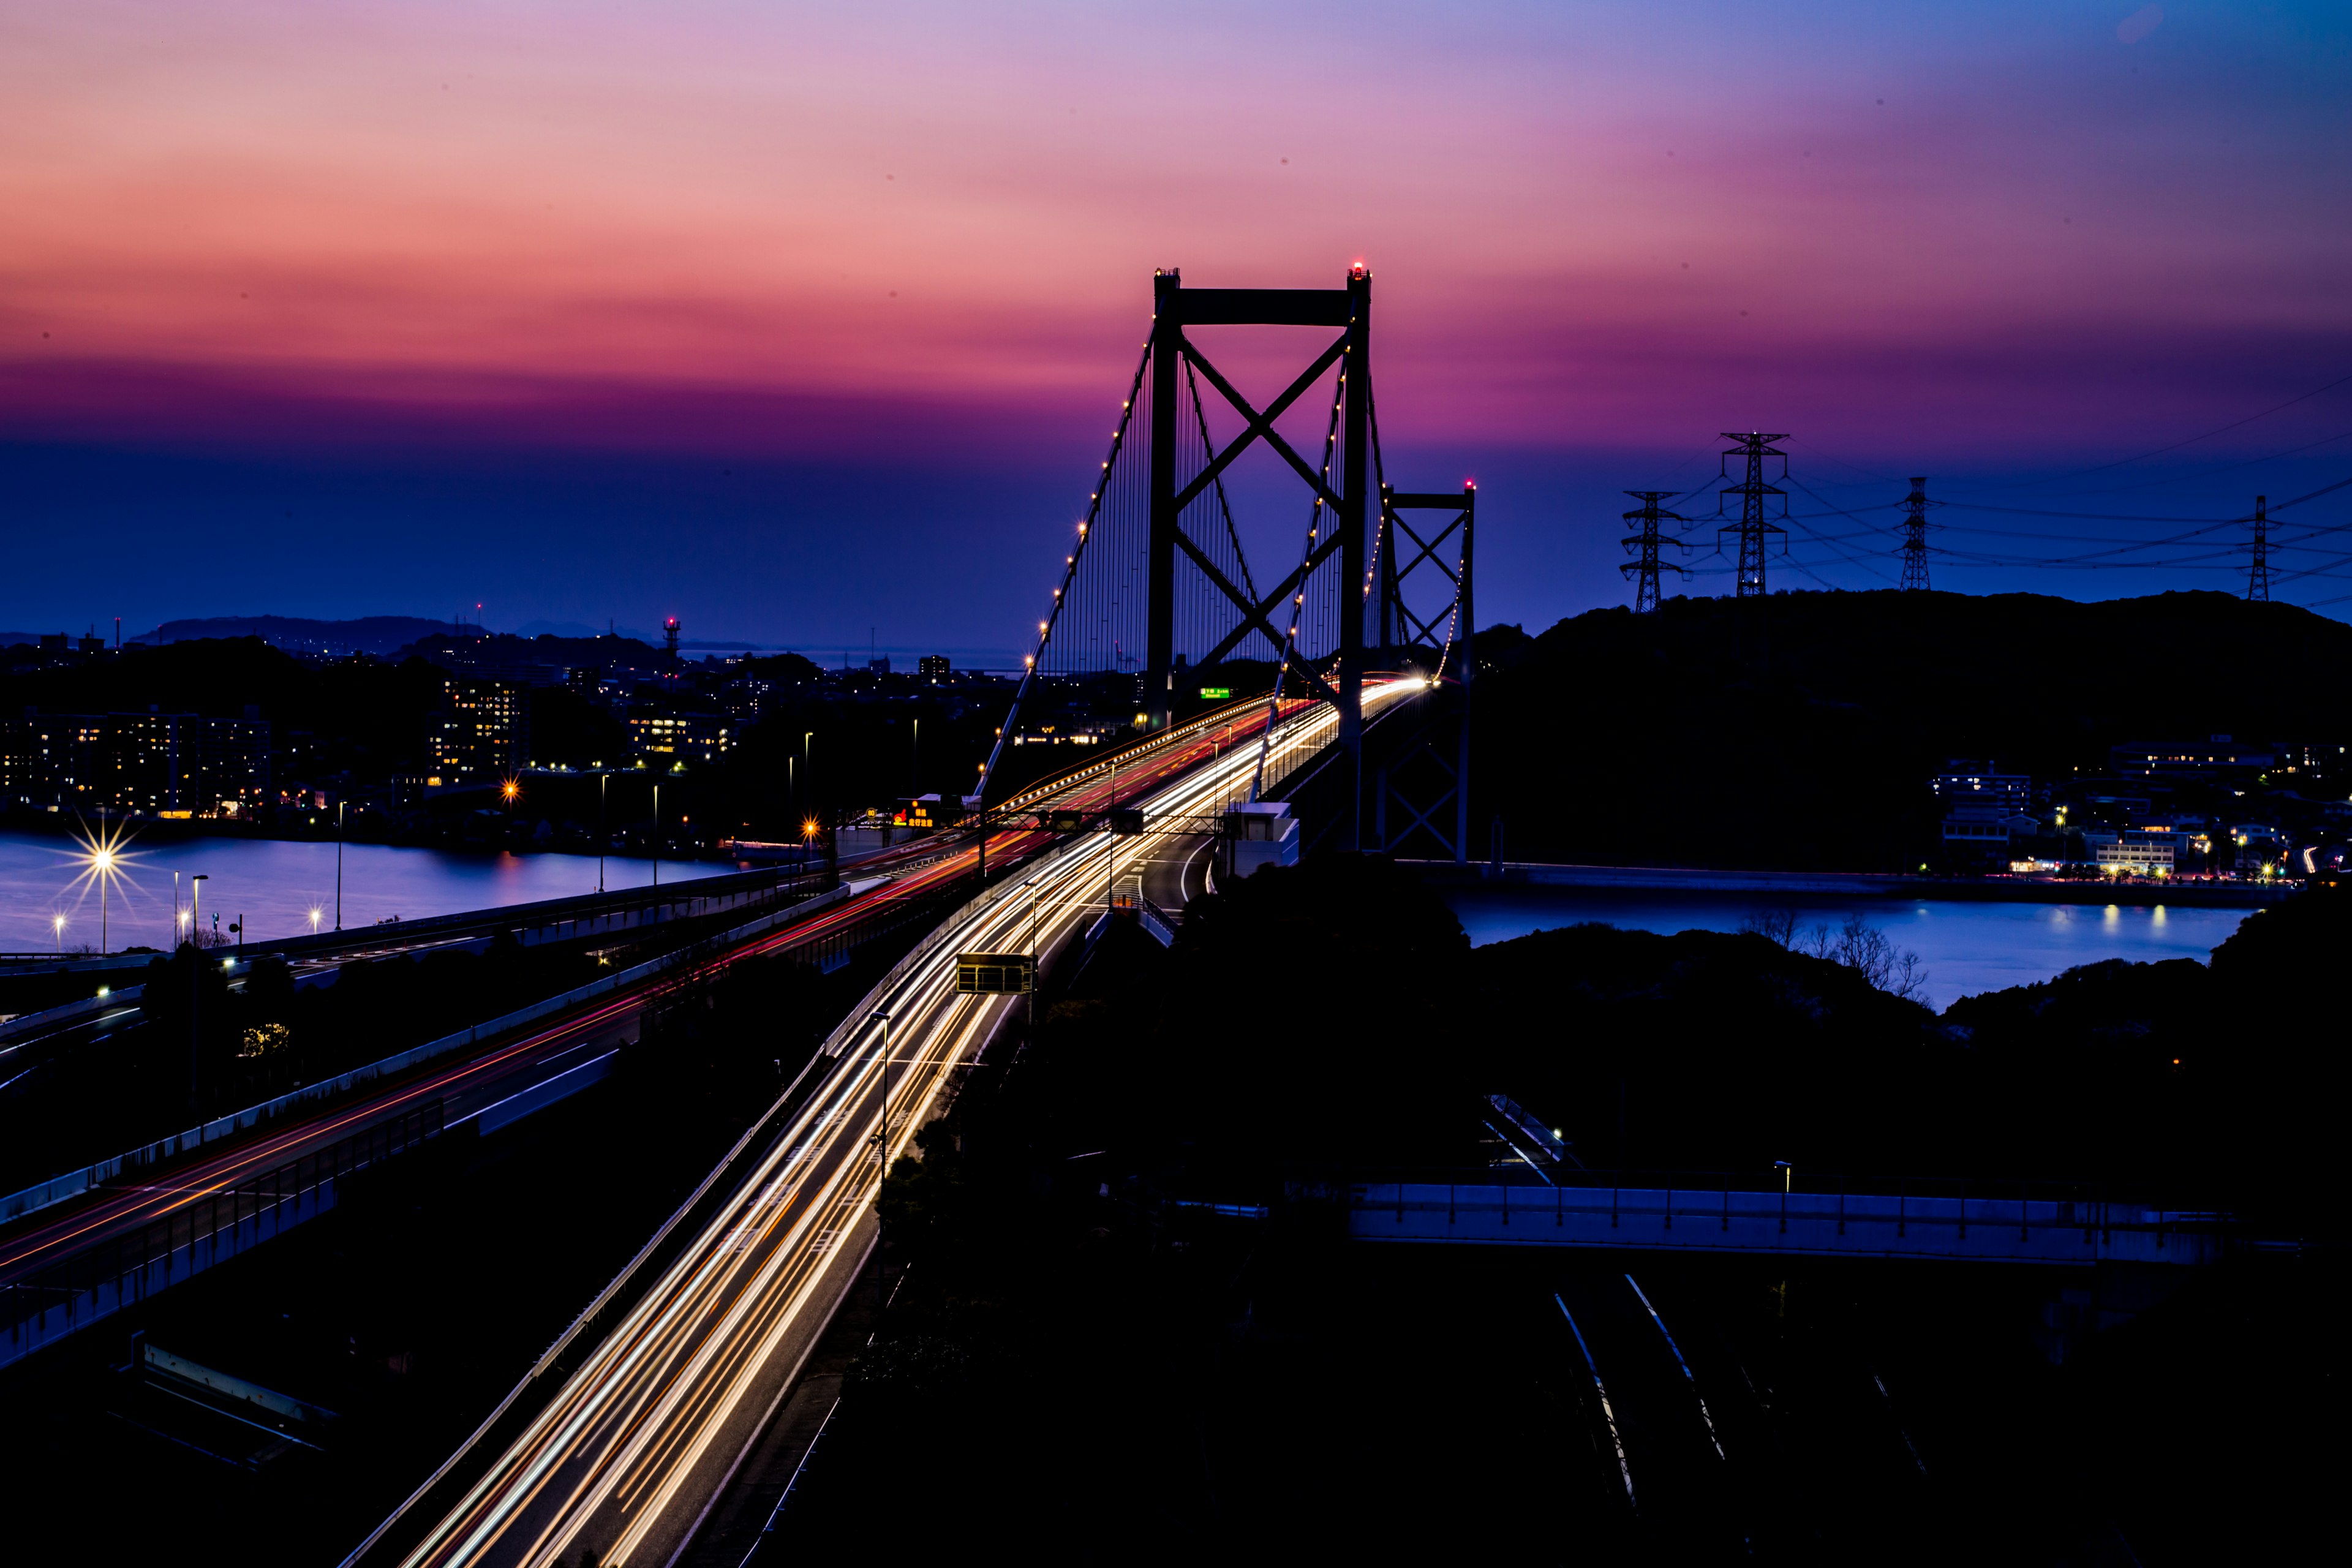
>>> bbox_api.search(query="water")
[1442,888,2252,1011]
[0,829,712,956]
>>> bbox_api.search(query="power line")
[1966,367,2352,490]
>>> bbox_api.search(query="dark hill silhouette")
[1472,589,2352,870]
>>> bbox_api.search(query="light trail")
[1555,1293,1636,1510]
[388,683,1407,1567]
[1624,1273,1726,1462]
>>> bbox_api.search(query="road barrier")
[0,879,872,1230]
[1339,1171,2228,1267]
[1,1101,443,1371]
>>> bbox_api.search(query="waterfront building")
[2109,736,2276,780]
[432,676,529,781]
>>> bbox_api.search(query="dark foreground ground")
[774,1224,2336,1566]
[0,946,868,1567]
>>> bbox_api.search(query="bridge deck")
[1348,1180,2223,1266]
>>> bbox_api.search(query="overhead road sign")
[956,952,1036,995]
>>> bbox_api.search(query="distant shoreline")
[1407,860,2293,909]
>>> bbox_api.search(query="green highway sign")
[1199,686,1232,699]
[956,951,1036,995]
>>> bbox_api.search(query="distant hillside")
[1472,589,2352,871]
[135,615,456,656]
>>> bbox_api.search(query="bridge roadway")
[371,686,1405,1568]
[0,692,1325,1325]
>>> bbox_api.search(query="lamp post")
[334,800,344,931]
[189,873,209,1113]
[598,772,608,894]
[652,781,661,892]
[52,913,63,954]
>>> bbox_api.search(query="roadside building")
[2231,825,2290,876]
[2093,831,2177,876]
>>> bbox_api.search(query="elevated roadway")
[360,684,1406,1568]
[0,692,1336,1357]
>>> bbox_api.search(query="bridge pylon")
[1367,482,1477,862]
[1147,266,1373,843]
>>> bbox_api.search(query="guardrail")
[1333,1170,2229,1267]
[2,1101,443,1371]
[0,880,872,1231]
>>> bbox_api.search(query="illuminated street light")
[72,815,134,956]
[51,913,63,954]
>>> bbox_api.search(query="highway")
[375,684,1403,1568]
[0,690,1349,1325]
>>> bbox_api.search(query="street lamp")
[1774,1159,1793,1194]
[334,800,345,931]
[92,842,115,956]
[309,907,322,935]
[52,913,63,954]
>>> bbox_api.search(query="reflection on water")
[0,829,710,955]
[1442,888,2250,1011]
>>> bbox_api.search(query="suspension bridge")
[292,265,1479,1567]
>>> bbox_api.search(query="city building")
[2109,736,2276,780]
[2232,824,2289,876]
[0,710,270,815]
[432,676,529,781]
[1931,761,2031,813]
[2092,831,2177,876]
[628,708,730,765]
[919,655,951,682]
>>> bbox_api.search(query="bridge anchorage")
[982,266,1477,859]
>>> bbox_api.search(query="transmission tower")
[1716,432,1789,597]
[2247,494,2271,602]
[1620,491,1691,612]
[1898,476,1940,591]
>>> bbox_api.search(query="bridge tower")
[1146,266,1374,841]
[2247,495,2271,603]
[1619,490,1689,612]
[1898,477,1940,591]
[982,266,1395,853]
[1365,483,1476,861]
[1716,432,1789,597]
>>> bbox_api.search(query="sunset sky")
[4,1,2348,653]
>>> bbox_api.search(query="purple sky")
[2,2,2348,653]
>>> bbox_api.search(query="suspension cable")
[1249,355,1348,804]
[979,338,1153,801]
